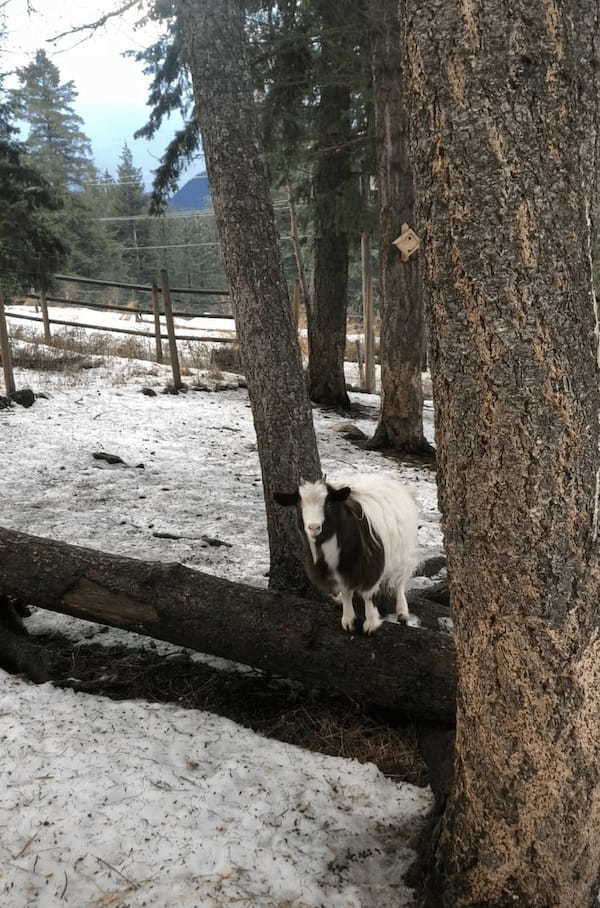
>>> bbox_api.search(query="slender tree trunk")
[367,0,433,457]
[402,1,600,904]
[307,0,353,411]
[179,0,321,593]
[288,187,310,314]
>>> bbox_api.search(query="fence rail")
[1,269,377,400]
[5,311,237,344]
[54,273,230,297]
[0,269,237,395]
[26,292,231,320]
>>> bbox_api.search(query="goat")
[274,474,419,633]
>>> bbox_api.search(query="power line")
[84,179,144,187]
[96,211,214,222]
[83,175,209,188]
[120,234,314,251]
[94,199,299,222]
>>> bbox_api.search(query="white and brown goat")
[275,474,418,633]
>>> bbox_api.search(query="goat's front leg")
[395,583,410,622]
[363,596,382,635]
[338,589,356,632]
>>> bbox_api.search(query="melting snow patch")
[0,672,432,907]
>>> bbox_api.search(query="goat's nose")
[307,523,321,535]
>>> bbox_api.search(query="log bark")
[0,526,455,723]
[402,0,600,903]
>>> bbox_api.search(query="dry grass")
[8,324,243,381]
[8,314,375,388]
[9,326,102,373]
[38,630,426,785]
[210,343,243,374]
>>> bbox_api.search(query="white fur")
[320,534,341,575]
[298,482,328,541]
[299,474,419,633]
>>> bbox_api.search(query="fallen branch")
[0,527,455,723]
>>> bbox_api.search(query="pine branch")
[49,0,143,43]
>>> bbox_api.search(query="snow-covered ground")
[1,673,431,907]
[1,329,441,906]
[1,345,440,590]
[6,302,237,338]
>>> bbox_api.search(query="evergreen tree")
[114,144,147,217]
[134,2,373,406]
[11,49,95,191]
[0,72,65,294]
[11,50,117,279]
[60,188,120,280]
[108,143,150,283]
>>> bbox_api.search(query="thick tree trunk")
[402,1,600,904]
[367,0,433,458]
[307,1,353,411]
[179,0,321,593]
[0,527,456,723]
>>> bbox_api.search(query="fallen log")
[0,598,52,683]
[0,527,455,723]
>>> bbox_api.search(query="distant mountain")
[168,172,212,211]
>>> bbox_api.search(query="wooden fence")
[0,269,235,394]
[0,268,378,398]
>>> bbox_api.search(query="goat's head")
[274,479,351,541]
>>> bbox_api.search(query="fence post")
[159,269,182,390]
[151,283,163,364]
[40,290,51,344]
[0,295,16,397]
[356,339,365,389]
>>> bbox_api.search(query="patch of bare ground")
[27,629,427,785]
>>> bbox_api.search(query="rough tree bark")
[0,527,456,723]
[401,0,600,904]
[367,0,433,458]
[307,0,353,411]
[178,0,321,593]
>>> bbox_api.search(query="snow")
[6,302,237,338]
[1,672,432,907]
[1,347,441,591]
[1,329,442,906]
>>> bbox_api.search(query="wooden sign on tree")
[393,223,421,261]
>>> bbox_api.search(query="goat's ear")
[329,485,351,502]
[274,490,300,507]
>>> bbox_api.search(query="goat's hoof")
[363,616,382,635]
[341,617,355,632]
[404,612,421,628]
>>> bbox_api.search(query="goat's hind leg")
[396,581,420,627]
[363,592,383,635]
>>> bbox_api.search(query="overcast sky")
[3,0,202,188]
